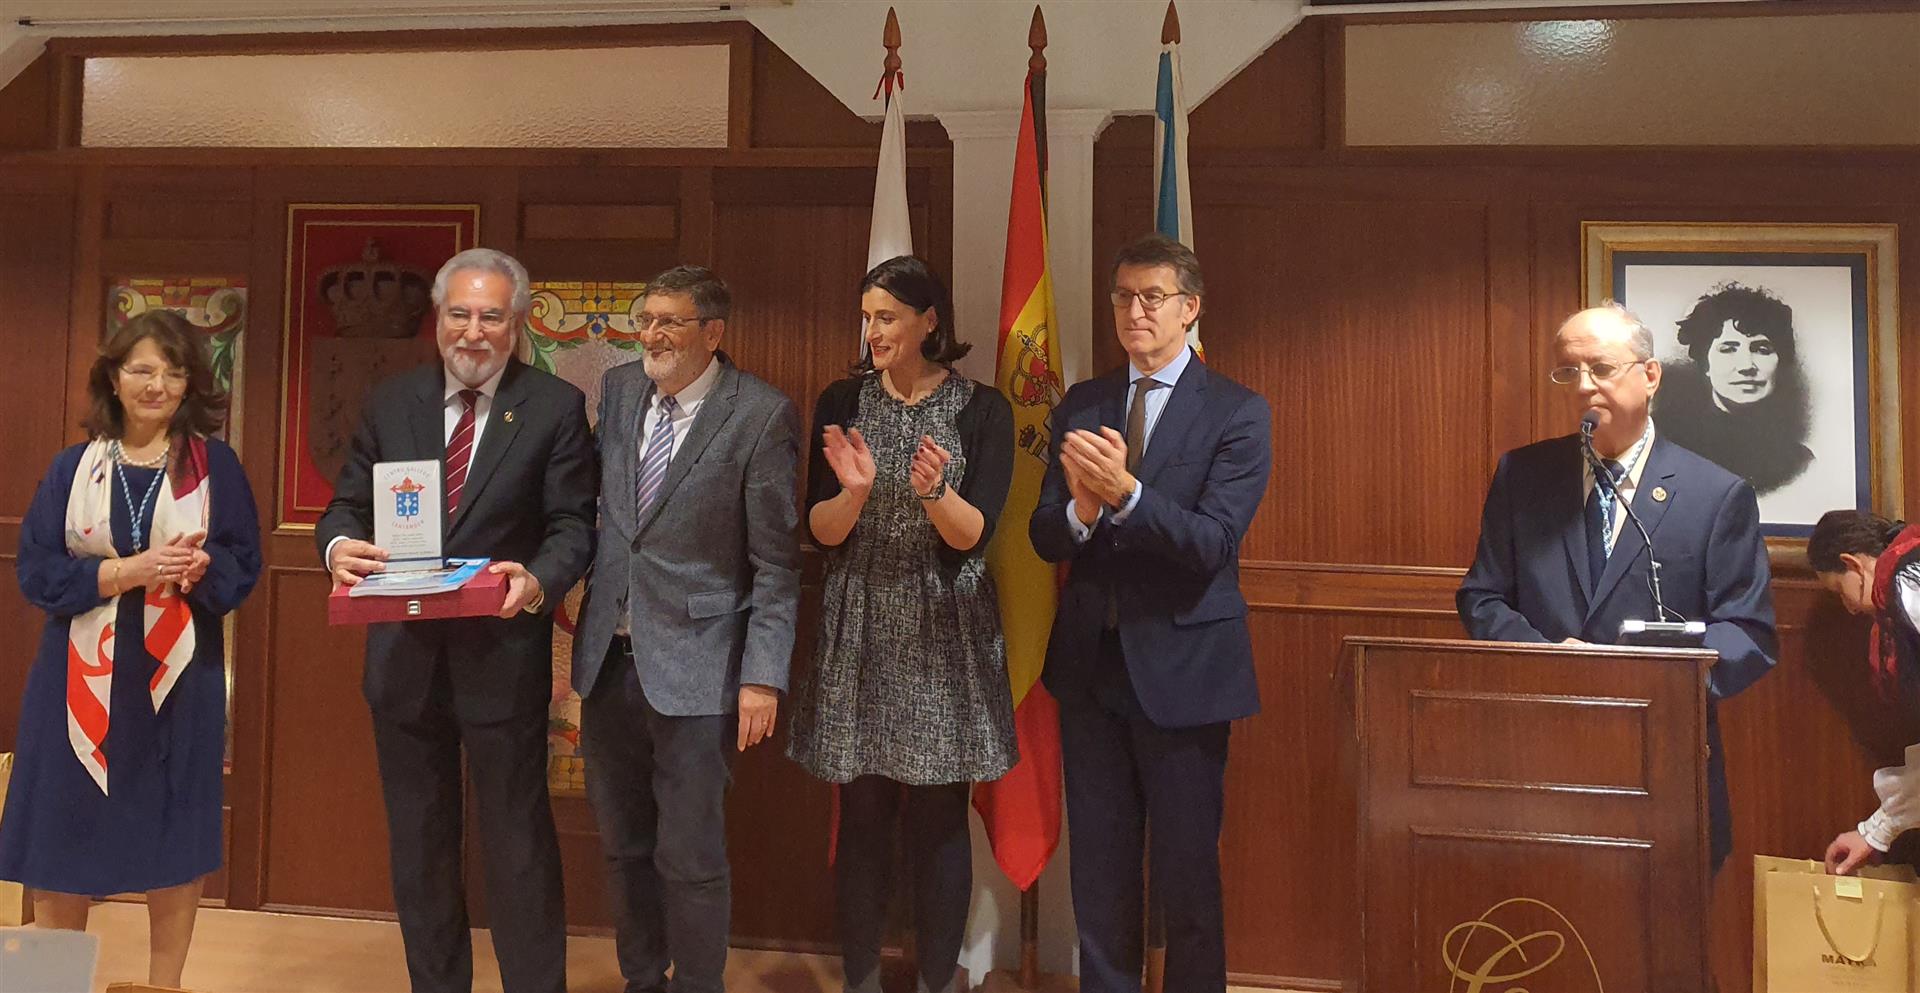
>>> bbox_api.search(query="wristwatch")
[917,478,948,501]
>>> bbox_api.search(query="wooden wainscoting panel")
[1409,689,1652,794]
[522,204,677,243]
[105,196,252,243]
[1220,607,1463,986]
[259,567,393,915]
[0,561,41,749]
[1193,197,1492,568]
[0,189,78,525]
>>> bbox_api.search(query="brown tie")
[1126,378,1166,472]
[1107,378,1166,628]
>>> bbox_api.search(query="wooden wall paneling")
[680,166,716,266]
[1193,192,1491,567]
[256,566,391,915]
[514,166,684,281]
[0,52,58,151]
[225,173,290,911]
[727,24,755,154]
[1223,608,1464,987]
[1483,201,1535,468]
[517,166,682,207]
[63,166,105,452]
[0,181,79,527]
[0,174,78,747]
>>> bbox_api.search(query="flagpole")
[1018,7,1047,990]
[882,6,901,82]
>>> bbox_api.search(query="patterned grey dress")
[787,373,1019,785]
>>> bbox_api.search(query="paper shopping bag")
[1754,854,1914,993]
[0,755,23,927]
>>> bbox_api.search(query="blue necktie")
[1584,459,1623,586]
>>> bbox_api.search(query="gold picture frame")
[1583,222,1900,563]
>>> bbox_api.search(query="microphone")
[1578,411,1705,647]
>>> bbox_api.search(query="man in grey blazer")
[571,265,801,993]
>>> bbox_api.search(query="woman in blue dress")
[0,310,260,987]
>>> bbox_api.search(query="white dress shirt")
[616,355,721,635]
[1861,567,1920,851]
[325,363,508,569]
[1067,346,1194,543]
[637,353,721,464]
[1582,419,1656,548]
[443,362,507,450]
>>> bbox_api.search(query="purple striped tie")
[634,393,678,521]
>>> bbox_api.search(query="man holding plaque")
[317,247,596,993]
[569,265,800,993]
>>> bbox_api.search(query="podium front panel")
[1346,637,1713,992]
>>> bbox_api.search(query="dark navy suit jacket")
[1031,353,1273,729]
[1457,432,1778,865]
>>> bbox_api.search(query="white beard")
[642,348,687,384]
[445,343,507,387]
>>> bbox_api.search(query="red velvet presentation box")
[326,566,508,625]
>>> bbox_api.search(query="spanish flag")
[973,53,1064,891]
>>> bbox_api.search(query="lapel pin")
[1651,486,1668,503]
[503,410,515,423]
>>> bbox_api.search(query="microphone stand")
[1580,420,1701,644]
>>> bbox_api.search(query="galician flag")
[973,54,1065,892]
[1154,1,1202,359]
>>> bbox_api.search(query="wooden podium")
[1344,637,1715,992]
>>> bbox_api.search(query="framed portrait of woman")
[1583,222,1900,546]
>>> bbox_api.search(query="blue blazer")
[1031,354,1273,729]
[1457,432,1778,865]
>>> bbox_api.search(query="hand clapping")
[911,435,950,498]
[1060,427,1134,509]
[821,425,877,495]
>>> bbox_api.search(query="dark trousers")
[369,659,566,993]
[1059,631,1231,993]
[835,776,972,993]
[582,640,736,993]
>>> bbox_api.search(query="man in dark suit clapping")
[1031,235,1272,993]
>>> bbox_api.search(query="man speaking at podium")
[1457,303,1777,870]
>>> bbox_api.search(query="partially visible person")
[318,247,596,993]
[787,255,1017,993]
[1811,510,1920,874]
[1655,282,1813,493]
[0,311,261,988]
[569,265,801,993]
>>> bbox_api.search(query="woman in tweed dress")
[787,256,1017,993]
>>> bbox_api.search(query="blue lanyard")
[111,448,167,553]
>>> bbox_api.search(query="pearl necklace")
[113,439,171,469]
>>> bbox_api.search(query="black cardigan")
[804,374,1015,565]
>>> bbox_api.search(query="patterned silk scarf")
[62,436,211,795]
[1869,523,1920,702]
